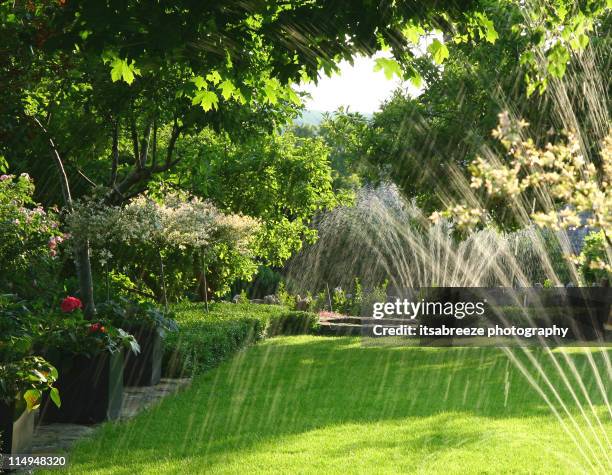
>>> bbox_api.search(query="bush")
[267,311,319,336]
[163,302,318,377]
[0,174,64,298]
[579,231,609,285]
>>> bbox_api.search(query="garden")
[1,1,611,474]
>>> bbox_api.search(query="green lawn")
[57,337,610,474]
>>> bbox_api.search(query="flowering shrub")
[88,322,107,334]
[433,112,611,280]
[60,296,82,313]
[39,315,140,358]
[580,231,609,285]
[66,192,260,300]
[0,174,64,296]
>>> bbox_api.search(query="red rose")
[60,296,82,313]
[88,322,107,334]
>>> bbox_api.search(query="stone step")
[318,322,365,336]
[321,316,418,326]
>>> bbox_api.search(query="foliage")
[316,109,374,193]
[38,304,140,358]
[167,129,342,265]
[66,192,260,299]
[97,298,178,336]
[316,279,388,316]
[580,231,610,285]
[0,174,64,297]
[513,0,611,95]
[0,356,60,411]
[365,1,610,217]
[164,302,318,376]
[0,296,60,411]
[434,113,611,277]
[231,266,283,300]
[266,312,319,336]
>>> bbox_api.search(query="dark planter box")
[123,325,162,387]
[39,351,123,424]
[0,398,35,454]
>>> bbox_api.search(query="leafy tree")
[163,129,341,265]
[366,0,610,217]
[3,0,499,315]
[3,0,607,314]
[317,109,374,192]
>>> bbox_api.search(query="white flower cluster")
[67,192,259,259]
[433,112,611,273]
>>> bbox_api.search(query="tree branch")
[130,113,140,169]
[110,121,119,187]
[140,121,152,167]
[31,116,73,208]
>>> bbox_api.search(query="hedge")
[163,302,318,377]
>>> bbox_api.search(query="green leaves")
[427,39,449,64]
[402,22,425,45]
[263,78,281,104]
[218,79,236,100]
[474,12,498,43]
[546,43,570,78]
[108,57,141,85]
[206,70,222,85]
[23,388,41,411]
[192,90,219,111]
[50,386,61,407]
[373,57,403,80]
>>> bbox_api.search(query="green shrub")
[579,231,609,285]
[267,311,319,336]
[163,302,318,377]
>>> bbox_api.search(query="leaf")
[263,79,280,104]
[409,71,422,88]
[23,389,41,411]
[50,387,61,408]
[193,76,207,89]
[546,44,570,78]
[109,58,141,85]
[373,57,403,80]
[218,79,236,100]
[475,13,498,43]
[286,87,302,106]
[403,23,424,44]
[427,39,449,64]
[192,90,219,111]
[206,70,222,85]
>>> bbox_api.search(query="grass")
[54,336,610,474]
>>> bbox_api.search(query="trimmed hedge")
[267,311,319,336]
[163,302,318,377]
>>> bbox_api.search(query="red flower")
[88,322,107,334]
[60,296,82,313]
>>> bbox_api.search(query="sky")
[299,53,422,114]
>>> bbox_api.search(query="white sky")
[299,52,422,114]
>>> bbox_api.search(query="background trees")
[1,0,609,308]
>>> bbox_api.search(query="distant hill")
[294,110,373,126]
[294,110,326,126]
